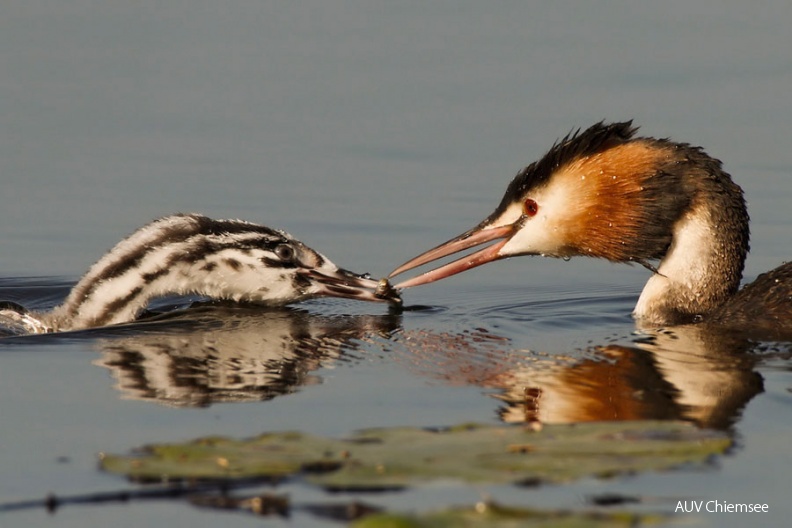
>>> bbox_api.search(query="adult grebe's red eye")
[523,198,539,216]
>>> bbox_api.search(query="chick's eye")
[523,198,539,217]
[274,244,295,262]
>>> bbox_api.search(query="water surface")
[2,2,791,526]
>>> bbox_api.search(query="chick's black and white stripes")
[0,213,395,335]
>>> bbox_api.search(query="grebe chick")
[2,213,399,334]
[390,121,791,333]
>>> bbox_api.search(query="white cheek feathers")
[496,182,579,258]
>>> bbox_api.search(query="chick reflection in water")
[95,306,400,407]
[391,323,764,430]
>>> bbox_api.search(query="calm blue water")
[2,2,791,526]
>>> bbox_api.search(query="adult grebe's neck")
[633,145,749,325]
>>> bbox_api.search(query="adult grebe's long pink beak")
[389,224,515,289]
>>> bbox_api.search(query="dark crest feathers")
[498,121,639,210]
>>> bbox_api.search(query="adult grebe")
[1,213,399,334]
[390,121,791,334]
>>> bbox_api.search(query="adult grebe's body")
[390,121,791,334]
[1,214,399,334]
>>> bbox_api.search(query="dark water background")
[2,2,791,526]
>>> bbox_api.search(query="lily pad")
[101,420,729,489]
[352,500,663,528]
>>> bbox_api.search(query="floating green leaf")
[352,500,664,528]
[101,421,730,489]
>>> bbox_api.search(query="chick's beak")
[300,267,402,304]
[389,223,515,289]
